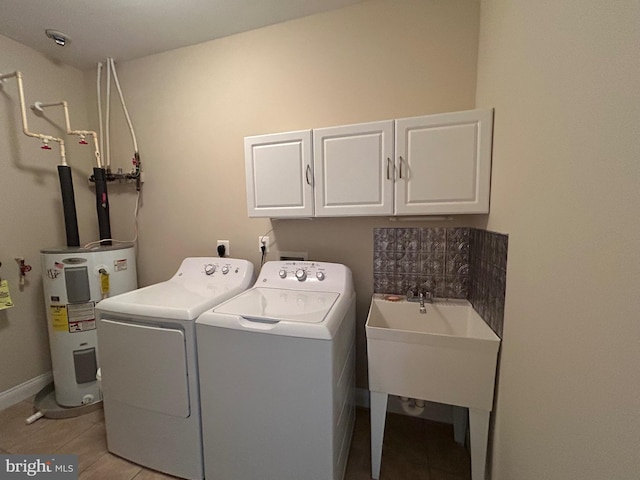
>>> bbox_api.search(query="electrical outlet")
[259,236,270,253]
[217,240,230,257]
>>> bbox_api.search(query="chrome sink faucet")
[407,289,433,314]
[419,292,426,313]
[419,291,432,314]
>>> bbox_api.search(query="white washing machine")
[196,260,356,480]
[95,257,254,480]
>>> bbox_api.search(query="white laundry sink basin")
[366,294,501,480]
[366,294,500,410]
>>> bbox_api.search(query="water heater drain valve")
[15,257,32,286]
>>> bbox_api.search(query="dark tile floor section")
[347,408,471,480]
[1,400,470,480]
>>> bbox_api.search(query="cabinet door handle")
[305,164,312,186]
[386,157,391,180]
[398,156,404,179]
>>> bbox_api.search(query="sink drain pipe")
[400,396,426,416]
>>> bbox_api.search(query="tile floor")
[0,401,470,480]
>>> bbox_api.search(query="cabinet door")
[244,130,313,218]
[314,121,394,216]
[395,109,493,215]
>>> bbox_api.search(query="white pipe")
[25,410,44,425]
[32,100,63,110]
[0,71,67,165]
[105,58,111,169]
[97,62,104,164]
[31,100,102,168]
[61,102,100,168]
[109,58,138,153]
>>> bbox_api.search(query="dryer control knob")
[205,264,216,275]
[221,266,230,275]
[295,269,307,282]
[316,271,325,281]
[279,269,287,279]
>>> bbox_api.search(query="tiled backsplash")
[373,227,508,338]
[373,227,470,299]
[469,228,508,338]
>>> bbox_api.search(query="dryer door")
[99,318,190,418]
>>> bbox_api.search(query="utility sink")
[366,294,500,409]
[366,294,501,480]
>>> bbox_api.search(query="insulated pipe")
[134,151,141,192]
[93,167,112,245]
[57,165,80,247]
[32,100,102,168]
[0,71,67,165]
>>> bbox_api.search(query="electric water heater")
[41,244,137,407]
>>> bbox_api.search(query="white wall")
[4,2,637,478]
[476,1,640,478]
[0,34,97,392]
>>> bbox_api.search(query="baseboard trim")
[0,372,52,412]
[356,387,453,424]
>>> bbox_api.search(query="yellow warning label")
[50,305,68,332]
[100,272,110,295]
[0,280,14,311]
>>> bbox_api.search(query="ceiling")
[0,0,364,71]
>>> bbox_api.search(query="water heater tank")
[41,244,137,407]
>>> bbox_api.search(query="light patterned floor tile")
[79,452,142,480]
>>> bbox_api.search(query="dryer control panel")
[169,257,255,289]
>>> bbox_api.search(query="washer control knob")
[221,265,230,275]
[295,269,307,282]
[279,269,287,279]
[204,264,216,275]
[316,271,325,281]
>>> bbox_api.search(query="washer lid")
[213,287,340,324]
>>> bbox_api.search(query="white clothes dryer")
[95,257,254,480]
[196,260,356,480]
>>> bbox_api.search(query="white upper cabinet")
[395,109,493,215]
[244,109,493,218]
[244,130,313,218]
[313,121,394,216]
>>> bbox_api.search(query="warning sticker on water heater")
[51,305,68,332]
[114,259,128,271]
[67,302,96,333]
[0,280,14,311]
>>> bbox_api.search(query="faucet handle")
[423,289,434,302]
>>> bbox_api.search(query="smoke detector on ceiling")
[45,29,71,47]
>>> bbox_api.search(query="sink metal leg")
[469,408,490,480]
[452,406,468,446]
[370,391,388,480]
